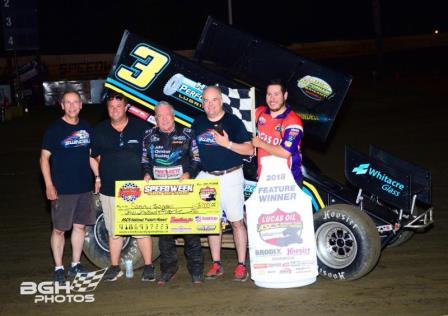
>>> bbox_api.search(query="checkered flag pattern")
[70,268,107,293]
[219,86,254,133]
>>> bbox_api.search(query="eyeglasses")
[107,95,124,101]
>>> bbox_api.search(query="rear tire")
[83,195,159,270]
[314,204,381,281]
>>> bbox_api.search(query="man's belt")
[207,165,243,176]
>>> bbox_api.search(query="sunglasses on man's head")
[107,95,124,101]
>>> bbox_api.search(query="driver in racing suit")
[141,101,203,284]
[252,79,304,185]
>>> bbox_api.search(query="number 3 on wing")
[115,44,170,90]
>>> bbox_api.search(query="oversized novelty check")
[114,179,220,235]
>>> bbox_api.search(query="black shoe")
[54,268,66,284]
[68,263,88,278]
[192,274,204,284]
[141,264,156,282]
[103,266,123,282]
[157,269,177,285]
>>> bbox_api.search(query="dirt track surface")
[1,51,447,315]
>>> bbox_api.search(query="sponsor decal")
[118,183,141,202]
[253,263,268,269]
[244,181,257,200]
[352,163,370,175]
[286,247,311,256]
[377,224,393,233]
[194,215,219,223]
[163,73,206,110]
[170,226,192,233]
[257,209,303,246]
[197,130,217,146]
[199,187,217,201]
[297,112,331,122]
[258,131,281,145]
[144,184,194,194]
[297,75,333,101]
[172,135,186,141]
[154,148,183,165]
[197,225,217,231]
[153,165,183,180]
[127,105,152,121]
[351,163,405,197]
[170,216,193,223]
[62,130,90,148]
[255,248,281,256]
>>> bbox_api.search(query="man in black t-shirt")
[91,91,155,282]
[192,86,254,282]
[40,90,98,284]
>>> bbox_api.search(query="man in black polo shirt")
[91,91,155,282]
[192,86,254,282]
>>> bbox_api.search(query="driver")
[141,100,203,284]
[252,79,304,185]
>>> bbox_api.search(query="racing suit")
[141,125,203,278]
[256,105,304,185]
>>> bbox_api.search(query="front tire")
[83,195,159,270]
[314,204,381,281]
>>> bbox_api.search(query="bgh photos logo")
[20,269,106,303]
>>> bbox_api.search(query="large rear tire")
[314,204,381,281]
[83,195,160,270]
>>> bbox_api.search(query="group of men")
[40,79,303,285]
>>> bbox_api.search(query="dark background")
[34,0,446,54]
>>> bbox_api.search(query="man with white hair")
[142,100,203,284]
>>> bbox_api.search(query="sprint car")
[83,18,433,281]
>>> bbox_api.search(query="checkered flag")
[219,86,256,133]
[70,268,107,293]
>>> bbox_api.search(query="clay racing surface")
[1,51,447,315]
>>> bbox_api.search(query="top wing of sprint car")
[105,26,349,142]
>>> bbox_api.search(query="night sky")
[25,0,448,54]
